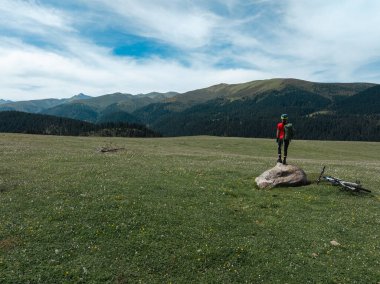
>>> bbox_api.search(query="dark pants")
[278,139,290,157]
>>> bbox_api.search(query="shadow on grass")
[0,181,18,193]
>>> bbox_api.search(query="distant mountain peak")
[69,93,92,101]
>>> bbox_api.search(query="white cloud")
[84,0,222,49]
[1,0,380,100]
[0,0,273,100]
[275,0,380,81]
[0,0,73,34]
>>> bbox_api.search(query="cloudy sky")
[1,0,380,100]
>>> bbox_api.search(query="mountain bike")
[317,166,371,193]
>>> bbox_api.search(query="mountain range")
[0,93,91,113]
[1,78,379,141]
[0,99,13,104]
[0,91,178,123]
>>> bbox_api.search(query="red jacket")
[277,122,285,139]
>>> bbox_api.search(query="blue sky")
[1,0,380,100]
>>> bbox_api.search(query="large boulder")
[255,163,309,189]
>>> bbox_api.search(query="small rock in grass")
[311,253,318,258]
[330,240,340,246]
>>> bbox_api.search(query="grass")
[0,134,379,283]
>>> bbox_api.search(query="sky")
[1,0,380,101]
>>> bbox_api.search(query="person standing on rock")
[276,114,294,165]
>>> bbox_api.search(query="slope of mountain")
[97,103,141,124]
[97,110,141,124]
[334,85,380,114]
[42,103,99,122]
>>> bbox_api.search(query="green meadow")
[0,134,379,283]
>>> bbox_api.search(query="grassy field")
[0,134,379,283]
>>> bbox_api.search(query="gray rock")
[255,163,309,189]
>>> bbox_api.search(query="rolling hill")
[165,78,374,107]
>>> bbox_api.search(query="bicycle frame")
[317,166,371,193]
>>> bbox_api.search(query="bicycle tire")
[358,187,371,193]
[340,181,371,193]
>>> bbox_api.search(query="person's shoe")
[282,157,287,165]
[277,158,282,163]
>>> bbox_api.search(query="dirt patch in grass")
[0,237,19,251]
[98,146,125,153]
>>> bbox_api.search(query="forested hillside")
[133,84,380,141]
[0,111,161,137]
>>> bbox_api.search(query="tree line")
[0,111,161,137]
